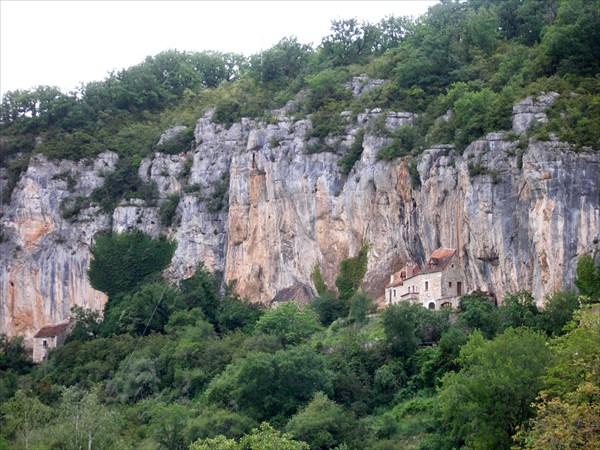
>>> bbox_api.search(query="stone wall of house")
[32,336,54,362]
[32,330,68,363]
[440,257,466,299]
[416,272,444,306]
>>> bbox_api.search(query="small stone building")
[32,322,70,362]
[385,248,465,309]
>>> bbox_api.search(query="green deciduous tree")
[574,254,600,302]
[147,401,192,450]
[538,290,580,336]
[348,290,375,324]
[437,327,554,449]
[238,423,310,450]
[304,68,351,113]
[204,345,333,423]
[515,307,600,449]
[185,406,257,443]
[249,37,312,86]
[0,335,33,374]
[285,392,358,449]
[382,302,421,359]
[514,384,600,450]
[180,264,223,325]
[108,354,160,404]
[67,305,102,342]
[500,290,540,330]
[451,85,511,149]
[320,18,379,67]
[540,0,600,77]
[458,292,501,338]
[113,283,184,336]
[1,390,52,449]
[255,302,321,347]
[49,386,122,450]
[190,422,309,450]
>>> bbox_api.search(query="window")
[441,302,452,308]
[451,263,455,268]
[448,281,452,288]
[428,302,435,310]
[425,281,429,291]
[42,340,48,349]
[394,289,397,297]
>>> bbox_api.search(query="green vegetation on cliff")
[1,0,598,207]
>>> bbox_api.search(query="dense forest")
[1,0,600,448]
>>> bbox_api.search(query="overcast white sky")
[1,1,438,97]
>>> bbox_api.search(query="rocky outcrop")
[512,92,560,134]
[0,152,116,338]
[2,95,599,339]
[346,75,390,97]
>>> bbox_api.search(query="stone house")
[385,248,465,310]
[32,322,70,362]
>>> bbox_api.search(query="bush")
[339,129,365,175]
[88,230,176,298]
[203,345,333,423]
[91,158,159,212]
[335,244,369,303]
[204,174,230,213]
[377,125,421,160]
[159,193,181,227]
[59,195,90,221]
[255,303,321,347]
[308,102,347,139]
[157,127,195,154]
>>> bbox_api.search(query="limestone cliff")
[1,93,599,338]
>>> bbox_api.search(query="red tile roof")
[386,248,457,287]
[421,248,457,274]
[387,265,421,287]
[34,322,69,338]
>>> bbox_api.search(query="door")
[457,281,463,296]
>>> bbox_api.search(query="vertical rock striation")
[1,97,599,339]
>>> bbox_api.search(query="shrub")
[339,129,365,175]
[157,127,195,154]
[203,174,230,213]
[91,158,159,212]
[88,230,176,298]
[59,195,90,220]
[377,125,421,160]
[335,243,369,303]
[158,193,181,227]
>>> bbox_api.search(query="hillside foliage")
[1,0,598,207]
[1,231,599,449]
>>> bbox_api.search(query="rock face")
[0,152,116,338]
[2,95,599,339]
[512,92,560,134]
